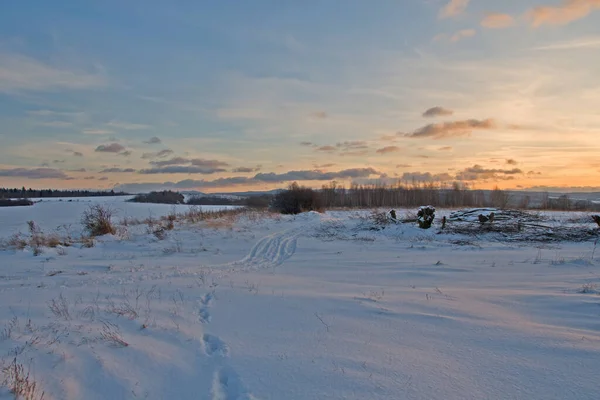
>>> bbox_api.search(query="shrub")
[81,205,116,237]
[187,195,239,206]
[271,183,323,214]
[417,206,435,229]
[245,195,273,209]
[130,191,184,204]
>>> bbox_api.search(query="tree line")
[271,182,600,214]
[0,187,128,199]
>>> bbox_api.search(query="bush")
[187,195,239,206]
[130,191,184,204]
[81,205,116,237]
[271,183,323,214]
[417,206,435,229]
[245,195,273,209]
[0,198,33,207]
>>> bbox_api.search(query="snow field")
[0,204,599,399]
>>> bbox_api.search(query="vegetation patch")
[129,191,185,204]
[0,199,33,207]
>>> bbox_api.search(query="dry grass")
[99,321,129,348]
[203,217,236,230]
[47,293,71,321]
[1,357,45,400]
[81,205,116,237]
[0,206,273,255]
[0,221,73,255]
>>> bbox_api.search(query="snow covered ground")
[0,196,237,236]
[1,204,599,399]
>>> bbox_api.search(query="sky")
[1,0,600,193]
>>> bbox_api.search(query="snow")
[0,196,238,236]
[1,204,600,399]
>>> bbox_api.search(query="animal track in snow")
[211,367,258,400]
[203,333,229,356]
[199,292,214,323]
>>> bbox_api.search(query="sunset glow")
[1,0,599,193]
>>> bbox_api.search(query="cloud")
[450,29,476,43]
[115,168,379,193]
[422,107,454,118]
[106,121,151,130]
[95,143,126,153]
[506,159,518,165]
[311,141,371,154]
[0,167,69,179]
[68,168,87,172]
[141,149,174,159]
[401,172,453,182]
[232,167,259,173]
[144,136,161,144]
[139,166,227,175]
[316,145,336,152]
[481,13,515,28]
[150,157,189,166]
[0,53,107,93]
[376,146,401,154]
[406,118,496,139]
[439,0,471,18]
[531,36,600,50]
[433,29,476,43]
[149,157,229,168]
[174,177,251,188]
[455,164,523,181]
[439,146,453,151]
[65,148,84,157]
[314,163,336,168]
[100,168,137,173]
[527,0,600,27]
[311,111,328,119]
[118,151,132,157]
[83,128,114,135]
[253,168,379,182]
[336,141,369,150]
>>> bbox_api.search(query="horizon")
[2,1,599,193]
[3,184,600,196]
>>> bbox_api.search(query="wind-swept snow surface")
[1,208,599,399]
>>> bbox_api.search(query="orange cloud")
[439,0,471,19]
[376,146,401,154]
[423,106,454,118]
[528,0,600,27]
[481,13,515,28]
[406,118,496,139]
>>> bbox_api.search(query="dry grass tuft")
[100,321,129,348]
[1,357,45,400]
[81,205,116,237]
